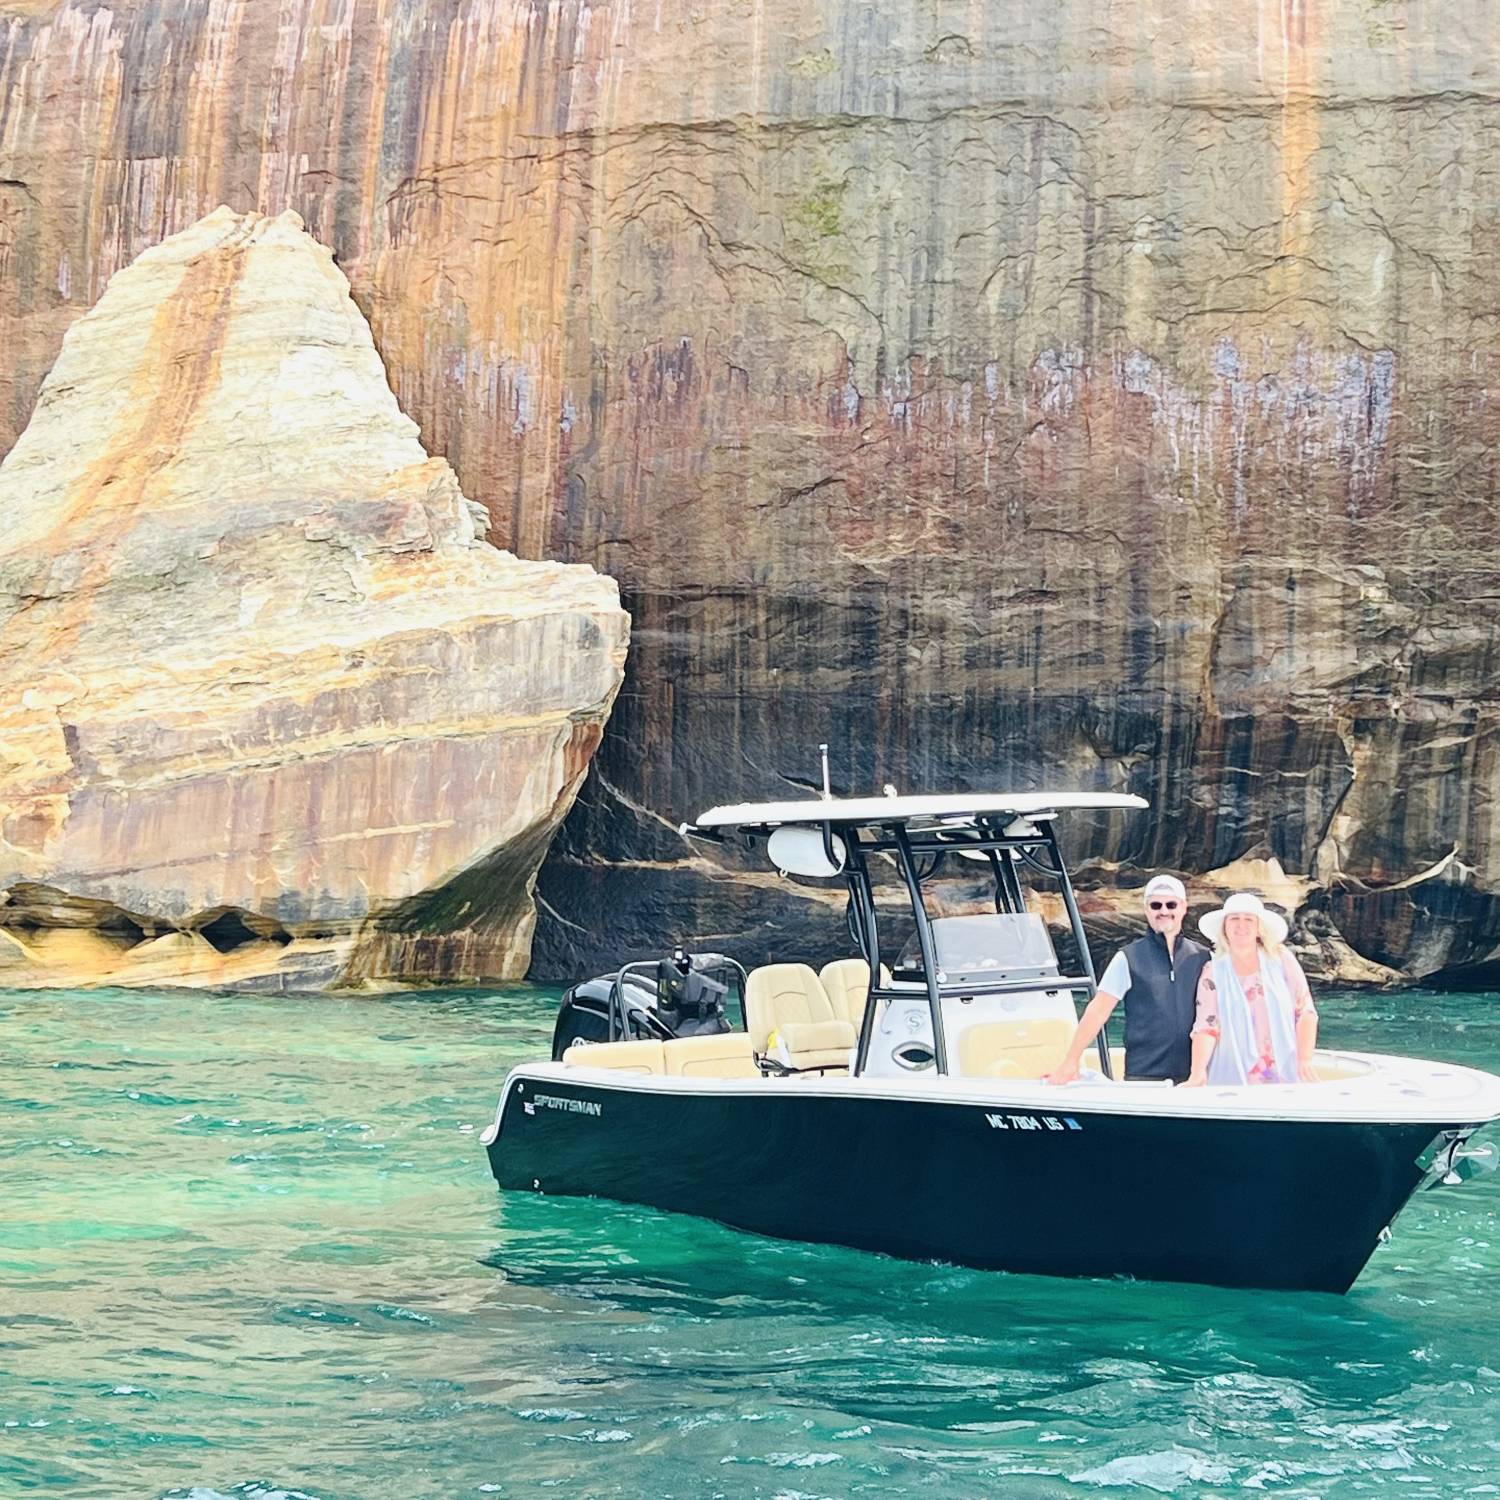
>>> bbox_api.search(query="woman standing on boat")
[1183,893,1319,1086]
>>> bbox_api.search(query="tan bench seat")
[561,1039,665,1073]
[560,1034,763,1080]
[662,1032,760,1079]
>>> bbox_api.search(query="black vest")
[1120,930,1210,1082]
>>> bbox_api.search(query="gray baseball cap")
[1143,874,1187,904]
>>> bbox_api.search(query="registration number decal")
[985,1112,1081,1132]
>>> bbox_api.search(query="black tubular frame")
[845,838,884,1073]
[891,823,950,1076]
[607,957,751,1043]
[688,811,1115,1082]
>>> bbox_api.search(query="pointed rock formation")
[0,207,627,990]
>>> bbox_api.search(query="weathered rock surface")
[0,207,627,990]
[1,2,1497,984]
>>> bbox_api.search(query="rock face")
[0,207,627,990]
[1,2,1497,984]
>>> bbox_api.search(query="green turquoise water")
[3,985,1499,1499]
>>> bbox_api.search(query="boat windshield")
[894,913,1060,984]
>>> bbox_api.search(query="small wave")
[1069,1449,1234,1492]
[160,1485,327,1500]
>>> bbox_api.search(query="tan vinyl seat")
[957,1019,1075,1080]
[818,958,892,1031]
[662,1033,760,1079]
[561,1039,666,1074]
[771,1020,858,1072]
[744,963,856,1073]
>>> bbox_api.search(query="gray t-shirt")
[1099,950,1132,998]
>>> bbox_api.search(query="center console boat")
[482,790,1500,1293]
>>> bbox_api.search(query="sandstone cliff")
[0,207,627,990]
[0,2,1496,984]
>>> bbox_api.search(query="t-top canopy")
[688,790,1147,833]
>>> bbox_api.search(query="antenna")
[819,743,832,800]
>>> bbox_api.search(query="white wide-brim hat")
[1199,891,1289,948]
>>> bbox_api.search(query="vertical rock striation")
[0,206,627,989]
[0,2,1497,982]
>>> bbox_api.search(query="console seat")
[819,958,892,1031]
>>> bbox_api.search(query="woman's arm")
[1181,966,1220,1086]
[1282,950,1320,1082]
[1281,950,1316,1019]
[1183,1028,1217,1086]
[1294,1005,1320,1082]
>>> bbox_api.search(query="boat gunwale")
[486,1049,1500,1130]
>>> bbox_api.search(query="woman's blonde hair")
[1214,918,1283,960]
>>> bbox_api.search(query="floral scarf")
[1206,952,1300,1086]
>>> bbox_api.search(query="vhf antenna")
[819,743,832,800]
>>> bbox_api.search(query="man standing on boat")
[1045,875,1210,1084]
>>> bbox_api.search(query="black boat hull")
[485,1071,1464,1294]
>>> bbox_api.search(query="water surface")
[3,985,1499,1498]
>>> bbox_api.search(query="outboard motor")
[551,972,661,1058]
[551,949,738,1059]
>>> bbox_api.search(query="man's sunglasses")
[1148,900,1181,911]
